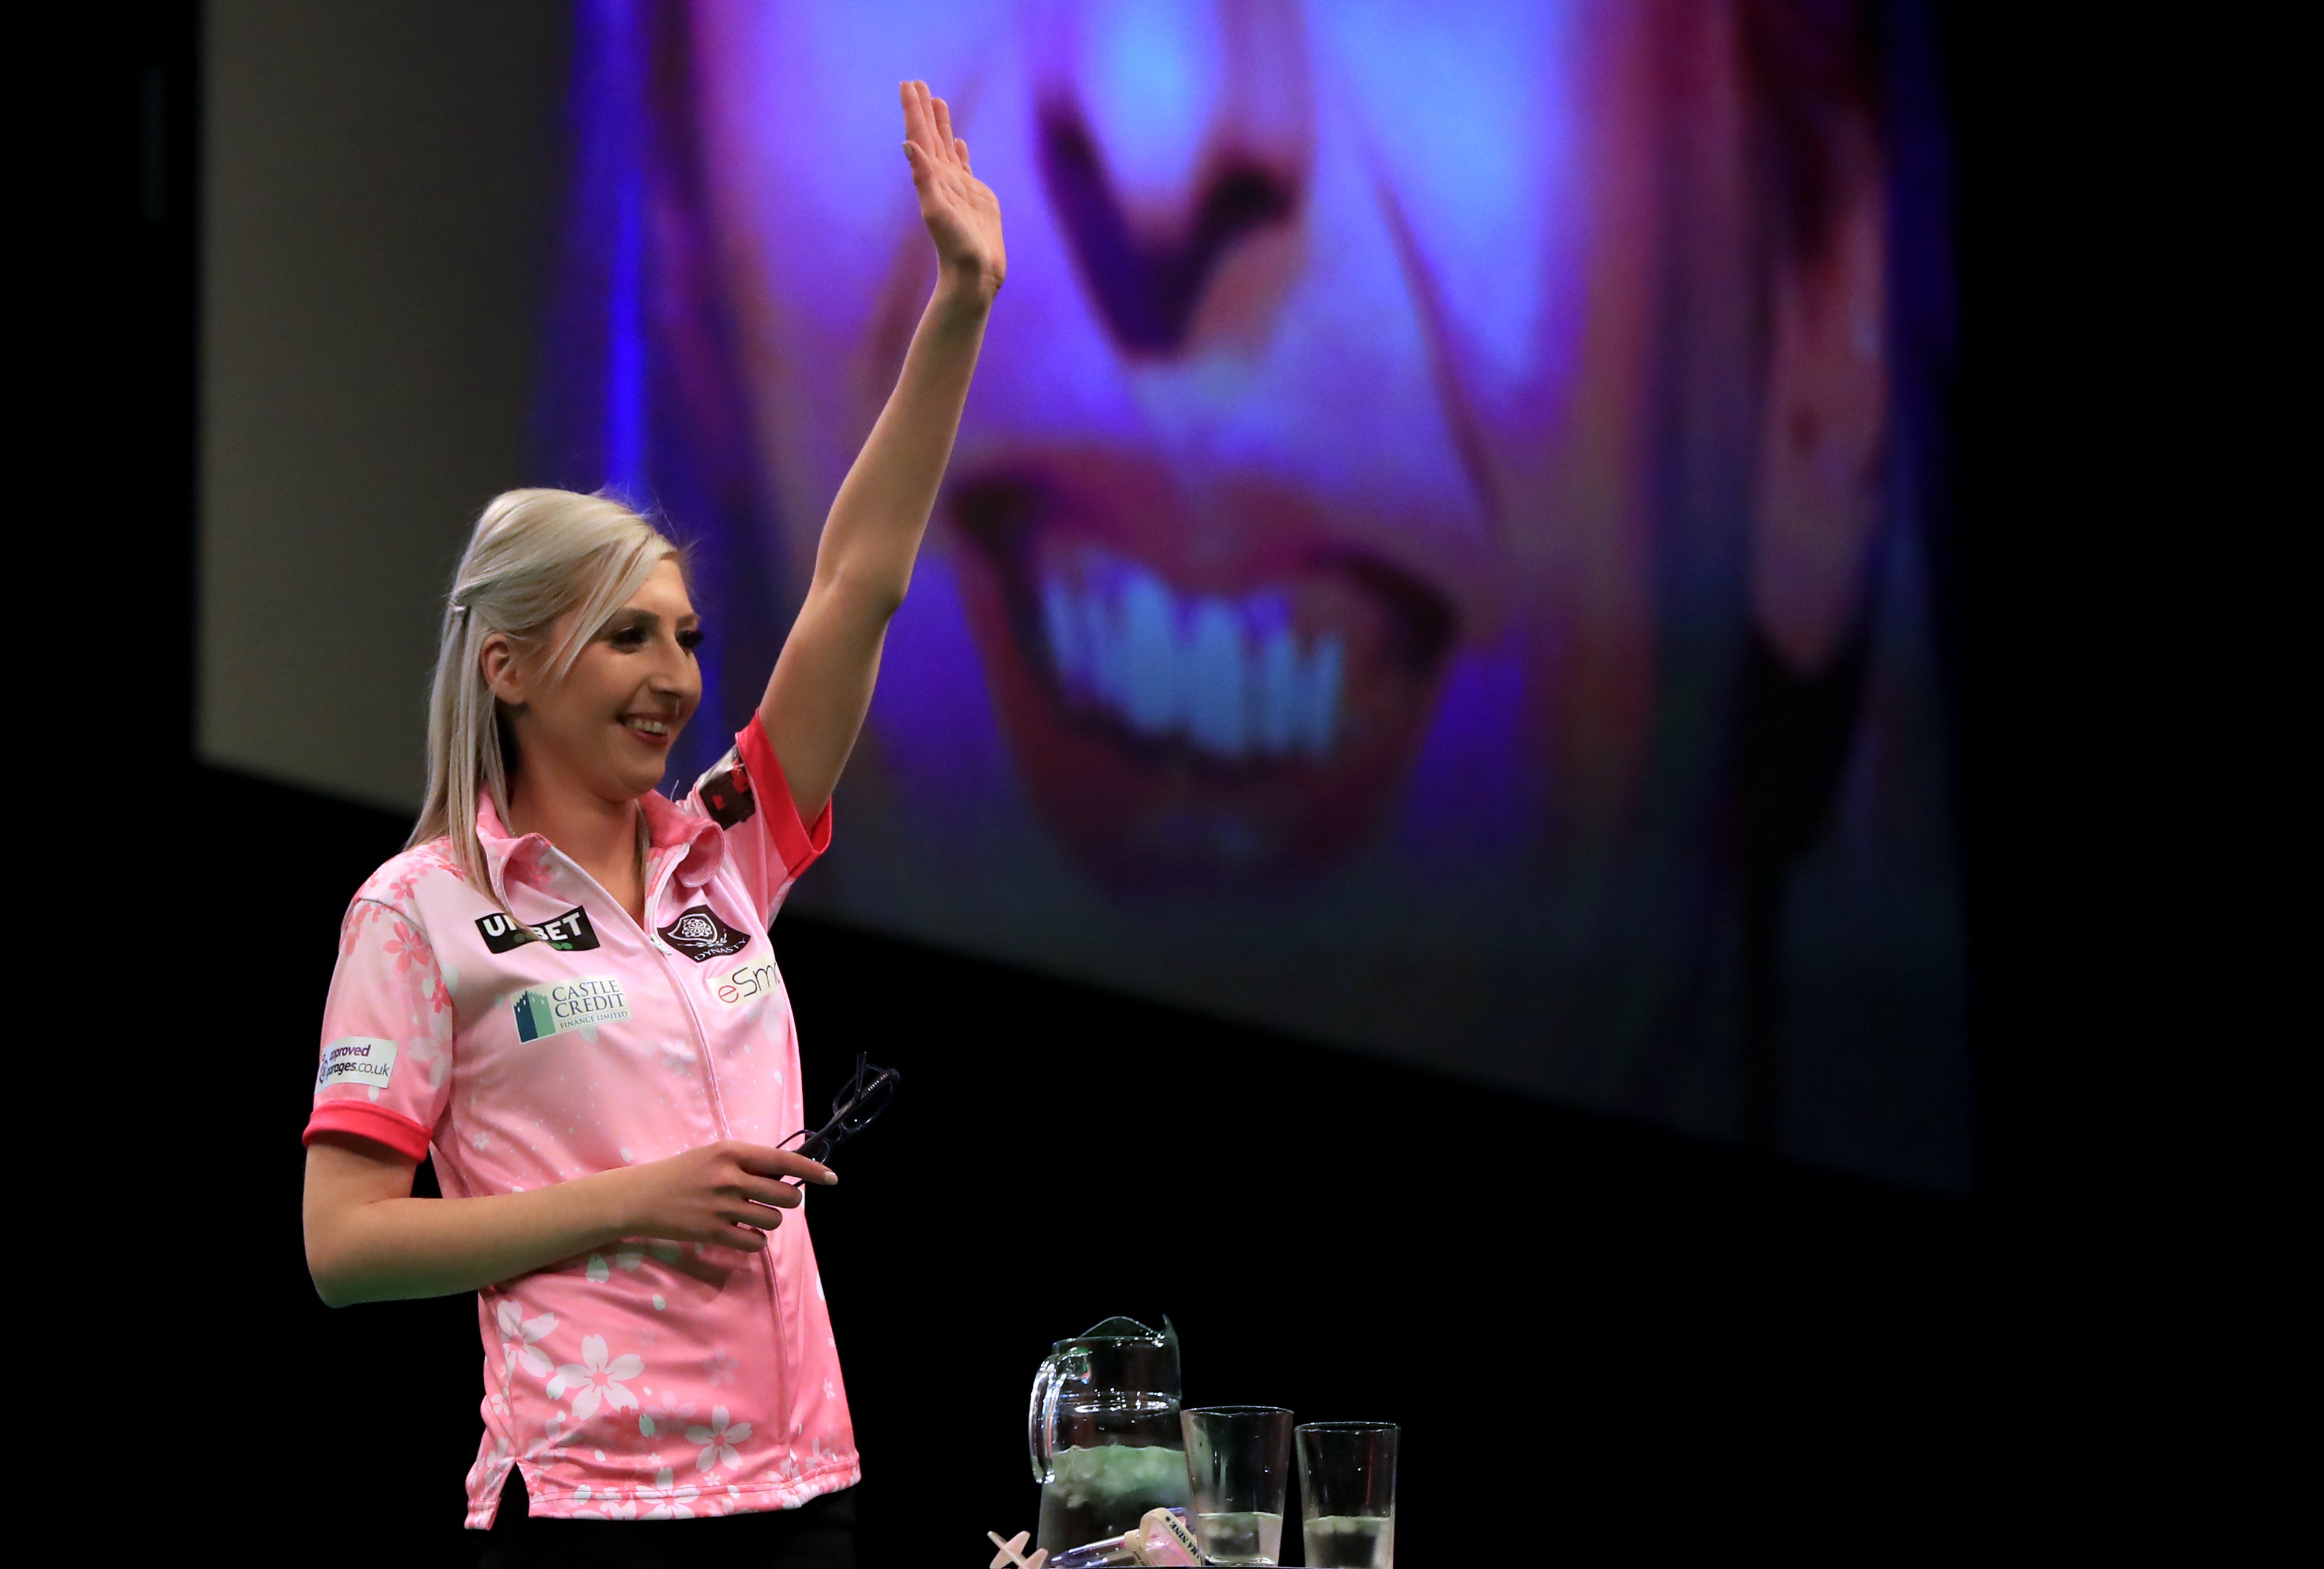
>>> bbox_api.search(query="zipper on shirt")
[547,845,792,1335]
[634,853,791,1317]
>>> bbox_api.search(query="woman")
[300,82,1001,1565]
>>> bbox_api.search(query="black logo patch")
[660,904,753,963]
[698,750,758,830]
[476,905,601,954]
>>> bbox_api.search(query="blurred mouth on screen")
[950,451,1455,892]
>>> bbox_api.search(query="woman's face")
[694,1,1716,889]
[493,559,706,806]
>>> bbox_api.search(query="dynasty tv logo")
[512,976,632,1042]
[659,904,752,963]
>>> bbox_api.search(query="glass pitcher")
[1028,1316,1189,1551]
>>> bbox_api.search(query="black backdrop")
[100,1,2172,1558]
[184,766,1975,1562]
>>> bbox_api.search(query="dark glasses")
[783,1052,901,1165]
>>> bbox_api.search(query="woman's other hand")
[607,1140,838,1253]
[901,78,1005,300]
[304,1135,840,1306]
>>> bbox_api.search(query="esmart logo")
[512,976,632,1042]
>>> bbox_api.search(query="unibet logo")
[476,905,600,954]
[512,975,632,1042]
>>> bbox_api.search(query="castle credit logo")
[512,975,633,1042]
[659,904,752,963]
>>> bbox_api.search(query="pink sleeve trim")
[739,715,833,878]
[304,1100,433,1162]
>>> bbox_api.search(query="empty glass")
[1294,1422,1398,1568]
[1181,1406,1293,1565]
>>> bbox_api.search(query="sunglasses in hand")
[780,1052,901,1171]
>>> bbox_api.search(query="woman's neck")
[504,769,645,925]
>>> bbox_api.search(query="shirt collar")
[474,789,725,904]
[639,788,727,888]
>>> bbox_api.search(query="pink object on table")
[1133,1508,1204,1565]
[988,1528,1049,1568]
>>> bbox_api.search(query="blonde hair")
[411,488,681,893]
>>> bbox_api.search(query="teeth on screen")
[1042,566,1344,761]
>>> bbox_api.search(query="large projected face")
[561,0,1963,1186]
[695,1,1670,887]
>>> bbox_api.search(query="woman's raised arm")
[758,80,1006,820]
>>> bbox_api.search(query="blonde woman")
[300,83,999,1567]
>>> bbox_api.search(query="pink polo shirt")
[304,718,860,1526]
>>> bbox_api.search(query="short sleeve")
[690,715,833,926]
[302,896,457,1162]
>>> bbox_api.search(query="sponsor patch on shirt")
[317,1036,398,1092]
[715,957,779,1006]
[660,904,752,963]
[697,749,758,829]
[512,976,632,1042]
[476,906,601,954]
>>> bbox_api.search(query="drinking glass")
[1294,1422,1397,1568]
[1181,1407,1293,1565]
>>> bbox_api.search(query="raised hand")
[755,79,1004,826]
[901,79,1005,300]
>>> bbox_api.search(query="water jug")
[1028,1316,1188,1550]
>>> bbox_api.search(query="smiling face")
[692,1,1691,890]
[488,558,705,809]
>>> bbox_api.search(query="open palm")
[901,80,1005,297]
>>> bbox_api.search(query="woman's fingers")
[729,1174,805,1211]
[901,80,970,175]
[731,1143,836,1185]
[643,1216,766,1250]
[718,1201,787,1233]
[900,78,932,155]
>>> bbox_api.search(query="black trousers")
[476,1467,857,1569]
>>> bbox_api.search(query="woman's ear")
[1748,125,1887,676]
[479,631,528,708]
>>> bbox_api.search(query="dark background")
[99,1,2199,1559]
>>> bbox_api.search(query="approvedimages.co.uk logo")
[317,1036,397,1091]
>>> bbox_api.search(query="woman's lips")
[949,457,1455,891]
